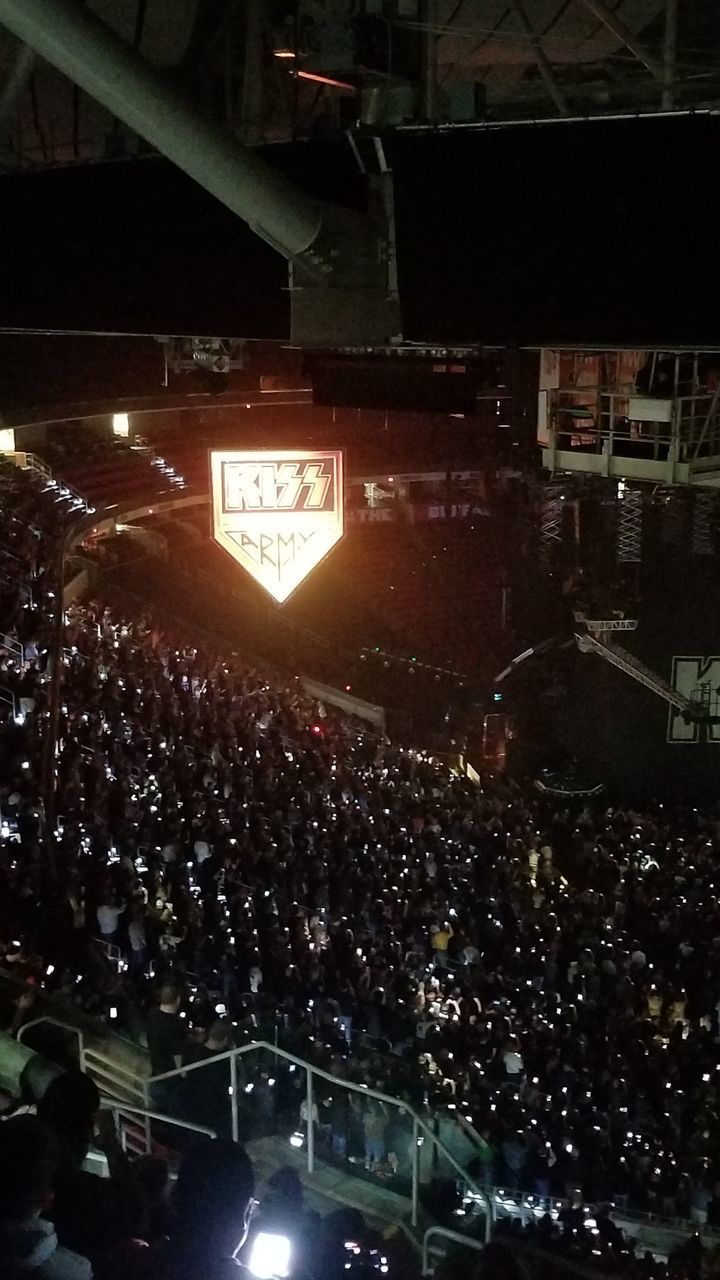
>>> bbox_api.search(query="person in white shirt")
[503,1037,524,1080]
[128,908,147,974]
[96,895,125,945]
[194,839,211,863]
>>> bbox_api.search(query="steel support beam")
[576,631,700,715]
[508,0,569,116]
[0,0,323,262]
[579,0,665,83]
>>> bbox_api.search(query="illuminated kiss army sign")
[210,450,345,604]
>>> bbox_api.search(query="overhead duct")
[0,0,401,347]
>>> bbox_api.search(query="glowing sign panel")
[211,449,344,604]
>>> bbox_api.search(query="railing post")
[143,1040,498,1236]
[306,1066,314,1174]
[109,1104,120,1144]
[412,1115,420,1228]
[113,1107,128,1152]
[230,1053,239,1144]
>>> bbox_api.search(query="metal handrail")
[0,632,24,662]
[149,1038,494,1237]
[487,1183,720,1242]
[0,686,20,722]
[99,1098,216,1142]
[27,453,52,479]
[83,1045,148,1096]
[11,1015,720,1245]
[17,1016,85,1063]
[16,1015,148,1118]
[422,1227,483,1276]
[92,935,123,969]
[84,1048,147,1083]
[151,1036,428,1100]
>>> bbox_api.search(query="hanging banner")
[210,449,344,604]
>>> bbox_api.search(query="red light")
[312,725,322,735]
[345,685,352,692]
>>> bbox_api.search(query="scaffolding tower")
[616,485,643,564]
[540,484,564,561]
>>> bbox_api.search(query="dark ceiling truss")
[0,0,718,172]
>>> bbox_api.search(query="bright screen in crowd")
[210,449,345,604]
[246,1232,292,1279]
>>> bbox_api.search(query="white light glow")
[247,1233,291,1279]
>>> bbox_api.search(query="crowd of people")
[6,455,720,1271]
[0,1068,392,1280]
[489,1216,713,1280]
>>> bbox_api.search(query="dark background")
[2,116,717,344]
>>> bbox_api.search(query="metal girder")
[579,0,666,84]
[0,0,402,345]
[540,484,564,559]
[508,0,569,117]
[0,0,322,262]
[616,487,643,564]
[576,631,700,715]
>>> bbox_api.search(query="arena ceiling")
[1,2,718,349]
[0,1,718,173]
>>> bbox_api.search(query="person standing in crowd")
[9,451,720,1233]
[182,1020,234,1140]
[363,1102,387,1172]
[96,894,126,949]
[299,1092,319,1147]
[157,1139,255,1280]
[145,983,187,1077]
[0,1115,92,1280]
[431,921,454,969]
[35,1071,123,1265]
[127,908,148,977]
